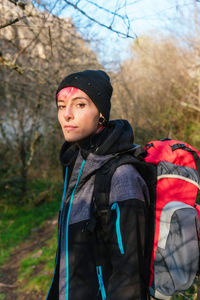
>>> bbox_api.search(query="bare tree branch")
[0,54,24,74]
[8,0,27,9]
[85,0,125,21]
[12,0,59,63]
[0,282,16,288]
[63,0,135,38]
[0,15,29,29]
[179,101,200,113]
[48,26,53,57]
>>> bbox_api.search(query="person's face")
[57,87,100,143]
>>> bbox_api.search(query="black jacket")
[46,120,149,300]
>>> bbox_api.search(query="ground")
[0,217,57,300]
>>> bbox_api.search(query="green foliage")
[18,227,58,294]
[171,279,198,299]
[0,179,62,266]
[0,173,62,205]
[184,121,200,150]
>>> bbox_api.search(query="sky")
[58,0,198,69]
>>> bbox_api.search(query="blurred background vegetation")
[0,0,200,299]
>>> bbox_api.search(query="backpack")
[93,139,200,299]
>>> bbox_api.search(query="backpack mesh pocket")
[152,201,199,299]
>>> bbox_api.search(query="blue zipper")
[96,266,106,300]
[66,160,86,300]
[111,202,125,255]
[46,167,68,300]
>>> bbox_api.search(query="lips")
[64,125,78,131]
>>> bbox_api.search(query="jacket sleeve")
[106,164,148,300]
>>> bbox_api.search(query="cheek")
[93,114,100,125]
[78,111,99,134]
[86,111,99,126]
[89,115,99,133]
[57,112,63,126]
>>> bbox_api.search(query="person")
[46,70,149,300]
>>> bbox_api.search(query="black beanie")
[56,70,113,121]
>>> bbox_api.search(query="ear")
[98,113,106,125]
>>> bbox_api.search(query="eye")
[57,105,65,110]
[77,103,86,108]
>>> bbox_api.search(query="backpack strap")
[92,152,156,234]
[92,153,153,299]
[171,143,200,174]
[84,155,130,235]
[86,155,134,234]
[88,155,135,268]
[93,154,140,215]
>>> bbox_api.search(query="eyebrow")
[72,96,89,101]
[57,96,89,102]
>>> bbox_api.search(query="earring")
[99,116,106,125]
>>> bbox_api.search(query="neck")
[77,125,106,150]
[95,125,105,134]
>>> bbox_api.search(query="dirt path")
[0,217,58,300]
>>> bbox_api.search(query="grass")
[0,179,62,266]
[1,178,199,299]
[17,226,58,295]
[172,282,198,300]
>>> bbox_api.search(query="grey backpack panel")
[153,201,199,299]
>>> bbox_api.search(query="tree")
[0,0,101,199]
[112,34,200,147]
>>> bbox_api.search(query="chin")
[64,134,81,143]
[63,130,97,143]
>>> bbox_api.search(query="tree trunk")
[19,140,27,196]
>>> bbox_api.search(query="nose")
[63,105,74,121]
